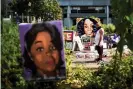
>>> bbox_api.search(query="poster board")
[19,21,66,81]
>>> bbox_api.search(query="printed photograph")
[19,21,66,81]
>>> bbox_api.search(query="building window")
[63,14,67,18]
[71,7,80,10]
[71,6,105,13]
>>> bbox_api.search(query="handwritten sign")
[63,30,74,49]
[64,31,73,42]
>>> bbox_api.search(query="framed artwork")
[19,21,66,81]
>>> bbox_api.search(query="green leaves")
[125,33,133,51]
[111,0,133,57]
[30,0,62,21]
[70,25,76,31]
[10,0,29,15]
[57,50,93,89]
[94,56,133,89]
[126,14,133,24]
[9,0,62,21]
[102,24,116,34]
[1,22,25,89]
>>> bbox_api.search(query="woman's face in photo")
[84,19,93,36]
[30,31,59,74]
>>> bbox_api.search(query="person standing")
[94,21,104,62]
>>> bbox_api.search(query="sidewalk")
[71,48,115,69]
[71,47,132,69]
[72,57,111,69]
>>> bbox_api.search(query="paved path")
[69,46,131,69]
[71,47,131,69]
[71,49,114,69]
[72,57,111,69]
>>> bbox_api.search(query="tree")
[111,0,133,57]
[30,0,62,21]
[9,0,62,21]
[9,0,29,15]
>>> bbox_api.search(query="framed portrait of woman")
[19,20,66,81]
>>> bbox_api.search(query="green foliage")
[64,25,76,31]
[69,25,76,31]
[101,24,108,30]
[89,16,97,19]
[30,0,62,21]
[63,26,68,30]
[98,56,133,89]
[102,24,108,35]
[57,49,133,89]
[9,0,62,21]
[57,50,92,89]
[81,56,133,89]
[111,0,133,57]
[9,0,29,15]
[107,24,116,33]
[1,22,26,89]
[102,23,116,34]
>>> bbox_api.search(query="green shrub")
[101,24,108,34]
[85,56,133,89]
[64,26,68,30]
[57,49,133,89]
[102,23,116,34]
[107,24,116,33]
[57,50,93,89]
[70,25,76,31]
[1,22,26,89]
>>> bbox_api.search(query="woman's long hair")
[77,18,86,37]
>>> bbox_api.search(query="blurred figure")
[94,20,104,62]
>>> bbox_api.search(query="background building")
[58,0,111,28]
[2,0,12,18]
